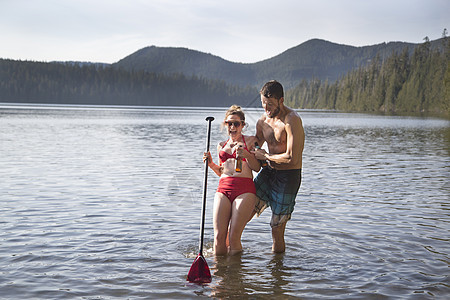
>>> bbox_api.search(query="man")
[253,80,305,253]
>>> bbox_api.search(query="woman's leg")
[228,193,257,255]
[213,192,231,256]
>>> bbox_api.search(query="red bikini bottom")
[216,177,256,203]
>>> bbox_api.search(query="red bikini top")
[219,136,249,165]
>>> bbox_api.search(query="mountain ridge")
[1,37,446,113]
[113,38,446,88]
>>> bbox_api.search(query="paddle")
[187,116,214,283]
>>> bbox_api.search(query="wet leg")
[213,193,231,256]
[228,193,256,255]
[271,221,287,253]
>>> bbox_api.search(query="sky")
[1,0,448,64]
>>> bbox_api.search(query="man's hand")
[254,148,267,161]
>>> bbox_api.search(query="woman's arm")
[203,150,222,176]
[244,149,261,172]
[203,142,224,176]
[236,136,261,172]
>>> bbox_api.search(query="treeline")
[0,59,258,107]
[286,37,449,115]
[1,37,448,115]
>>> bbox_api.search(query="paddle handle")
[199,116,214,254]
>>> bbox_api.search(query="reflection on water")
[210,253,292,298]
[0,105,449,299]
[211,255,248,298]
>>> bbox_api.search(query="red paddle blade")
[187,253,211,283]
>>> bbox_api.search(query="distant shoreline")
[1,102,448,120]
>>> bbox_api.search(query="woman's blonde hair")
[224,105,245,122]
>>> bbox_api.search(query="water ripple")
[1,107,449,298]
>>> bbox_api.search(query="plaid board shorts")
[254,167,302,227]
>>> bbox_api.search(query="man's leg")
[271,221,287,253]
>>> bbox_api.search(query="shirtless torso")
[255,104,305,170]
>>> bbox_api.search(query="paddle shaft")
[199,116,214,254]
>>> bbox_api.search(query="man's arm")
[254,118,266,148]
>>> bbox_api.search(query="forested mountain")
[286,38,449,115]
[0,37,448,115]
[113,47,256,88]
[0,59,257,107]
[114,38,447,88]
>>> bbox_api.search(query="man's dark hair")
[260,80,284,100]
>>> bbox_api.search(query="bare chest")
[263,120,287,146]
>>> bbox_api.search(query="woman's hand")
[203,151,212,164]
[234,143,255,160]
[233,144,246,159]
[204,151,222,176]
[234,142,261,172]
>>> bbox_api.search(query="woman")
[203,105,260,256]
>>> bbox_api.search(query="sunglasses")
[225,121,243,127]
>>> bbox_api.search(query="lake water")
[0,104,449,299]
